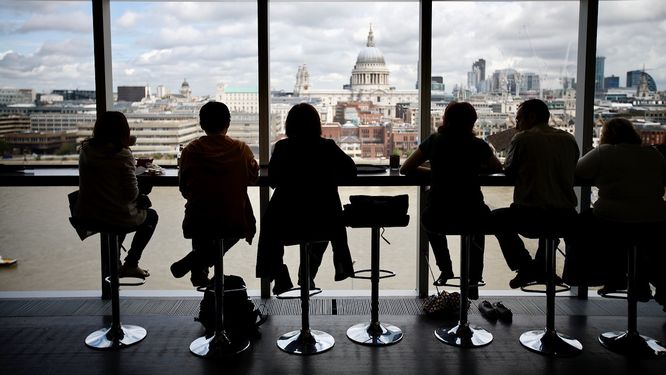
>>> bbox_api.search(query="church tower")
[294,65,310,96]
[350,24,390,91]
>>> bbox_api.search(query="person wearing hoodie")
[75,111,158,278]
[170,101,259,286]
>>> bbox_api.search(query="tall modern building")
[595,56,606,91]
[626,70,657,91]
[470,58,486,92]
[604,75,620,89]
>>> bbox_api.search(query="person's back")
[577,143,666,222]
[172,101,258,287]
[180,134,257,239]
[506,124,579,209]
[77,141,145,228]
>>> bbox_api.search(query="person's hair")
[90,111,130,151]
[439,101,477,136]
[199,101,231,133]
[518,98,550,125]
[285,103,322,139]
[600,118,642,145]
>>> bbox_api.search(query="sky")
[0,0,664,97]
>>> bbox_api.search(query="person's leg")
[331,225,355,281]
[256,223,292,294]
[428,233,454,285]
[492,206,532,271]
[123,209,158,276]
[298,241,328,288]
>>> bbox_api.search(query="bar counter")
[0,165,511,187]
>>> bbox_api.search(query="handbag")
[422,290,469,319]
[343,194,409,227]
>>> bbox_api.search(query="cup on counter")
[389,154,400,170]
[136,158,153,168]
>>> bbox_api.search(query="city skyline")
[0,1,665,96]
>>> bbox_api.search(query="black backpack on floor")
[195,275,266,341]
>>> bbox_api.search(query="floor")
[1,296,665,375]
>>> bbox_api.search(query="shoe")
[170,251,194,278]
[509,266,536,289]
[478,300,497,320]
[493,301,513,323]
[119,264,150,278]
[272,265,294,295]
[190,269,209,288]
[297,278,316,290]
[334,261,355,281]
[433,272,453,287]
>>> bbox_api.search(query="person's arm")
[267,141,284,189]
[178,147,190,198]
[118,149,141,203]
[244,144,259,185]
[575,147,600,183]
[503,137,520,178]
[400,148,430,178]
[331,141,357,181]
[480,141,503,173]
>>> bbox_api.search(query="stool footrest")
[597,290,628,300]
[104,276,145,287]
[520,282,571,294]
[351,268,395,280]
[443,277,486,288]
[195,286,248,293]
[276,287,323,300]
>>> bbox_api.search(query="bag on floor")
[423,290,469,319]
[195,274,266,341]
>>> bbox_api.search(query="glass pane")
[431,1,579,290]
[0,1,94,162]
[270,1,420,164]
[109,1,259,162]
[597,0,666,146]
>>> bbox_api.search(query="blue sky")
[1,1,664,96]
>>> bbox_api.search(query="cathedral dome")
[357,47,385,65]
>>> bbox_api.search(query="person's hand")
[137,194,152,209]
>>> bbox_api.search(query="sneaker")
[119,264,150,278]
[478,300,497,320]
[272,265,294,295]
[493,301,513,323]
[170,251,194,278]
[190,269,209,288]
[509,266,536,289]
[433,271,454,287]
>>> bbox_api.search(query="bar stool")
[346,215,409,346]
[190,239,251,358]
[598,224,666,358]
[519,233,582,357]
[69,218,147,350]
[431,230,492,348]
[277,240,335,355]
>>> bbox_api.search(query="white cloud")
[118,11,140,28]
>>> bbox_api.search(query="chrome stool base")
[347,322,403,346]
[85,324,147,350]
[435,323,493,348]
[520,329,582,357]
[190,333,250,358]
[599,331,666,358]
[277,329,334,355]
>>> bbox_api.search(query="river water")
[0,186,553,294]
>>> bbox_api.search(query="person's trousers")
[120,208,159,267]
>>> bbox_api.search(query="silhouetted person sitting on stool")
[492,99,579,288]
[171,101,258,286]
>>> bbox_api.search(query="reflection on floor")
[1,296,665,375]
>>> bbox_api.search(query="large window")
[0,1,94,159]
[270,1,420,163]
[596,0,666,146]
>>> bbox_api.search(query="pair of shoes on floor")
[433,271,454,287]
[478,300,512,323]
[119,263,150,278]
